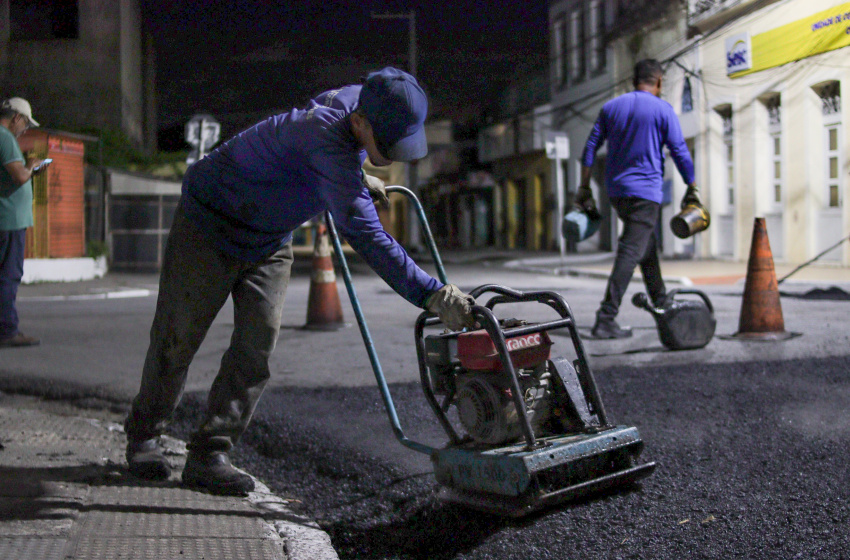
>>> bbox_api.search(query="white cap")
[1,97,39,127]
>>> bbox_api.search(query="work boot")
[591,319,632,339]
[0,332,40,348]
[182,451,254,496]
[126,438,172,480]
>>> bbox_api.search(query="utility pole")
[370,11,423,251]
[370,11,416,77]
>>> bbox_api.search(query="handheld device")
[33,158,53,172]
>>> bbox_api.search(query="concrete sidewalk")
[0,393,338,560]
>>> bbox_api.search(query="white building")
[550,0,850,267]
[692,0,850,265]
[549,0,699,256]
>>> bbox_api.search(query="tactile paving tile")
[77,511,266,538]
[0,537,67,560]
[70,536,281,560]
[87,485,256,511]
[0,408,123,468]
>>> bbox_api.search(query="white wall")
[698,0,850,265]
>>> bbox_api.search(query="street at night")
[3,2,850,558]
[4,258,849,559]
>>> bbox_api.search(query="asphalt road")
[4,259,850,559]
[169,353,850,560]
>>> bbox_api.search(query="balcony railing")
[688,0,779,30]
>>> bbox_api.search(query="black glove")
[575,186,601,221]
[681,184,702,210]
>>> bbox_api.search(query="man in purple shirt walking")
[578,59,701,339]
[124,67,476,495]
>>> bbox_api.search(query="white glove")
[362,173,389,208]
[425,284,476,331]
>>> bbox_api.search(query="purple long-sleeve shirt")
[180,85,442,308]
[581,90,695,203]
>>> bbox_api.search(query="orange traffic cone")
[304,223,346,330]
[731,218,798,341]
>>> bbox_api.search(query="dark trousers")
[597,197,666,323]
[0,229,26,339]
[125,202,294,454]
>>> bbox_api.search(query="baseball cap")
[1,97,39,127]
[358,67,428,162]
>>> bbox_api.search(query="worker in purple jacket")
[578,59,701,339]
[124,67,476,495]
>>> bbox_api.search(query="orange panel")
[46,135,86,258]
[18,131,86,258]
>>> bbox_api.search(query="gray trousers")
[597,197,666,322]
[125,202,293,453]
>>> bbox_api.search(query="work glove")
[362,172,389,208]
[680,184,702,210]
[425,284,476,332]
[574,185,601,221]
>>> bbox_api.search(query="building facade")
[477,72,554,251]
[553,0,850,267]
[692,0,850,265]
[0,0,156,152]
[549,0,620,252]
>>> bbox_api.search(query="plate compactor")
[325,187,655,517]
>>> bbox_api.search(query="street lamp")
[370,11,423,251]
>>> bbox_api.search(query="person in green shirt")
[0,97,49,347]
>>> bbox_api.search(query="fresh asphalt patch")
[169,355,850,560]
[718,286,850,301]
[779,286,850,300]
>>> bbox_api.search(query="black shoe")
[182,451,254,496]
[653,294,672,309]
[591,319,632,339]
[127,438,172,480]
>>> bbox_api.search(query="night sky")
[140,1,548,146]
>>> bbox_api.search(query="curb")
[19,289,152,302]
[504,258,694,287]
[249,481,340,560]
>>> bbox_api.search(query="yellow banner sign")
[731,2,850,77]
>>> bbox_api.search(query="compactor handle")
[385,186,448,284]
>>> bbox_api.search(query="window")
[818,82,842,208]
[569,9,586,82]
[682,78,693,113]
[10,0,79,41]
[553,18,567,87]
[825,125,842,208]
[588,0,606,73]
[716,105,734,209]
[765,96,782,206]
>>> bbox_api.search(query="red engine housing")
[457,329,552,372]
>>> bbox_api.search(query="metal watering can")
[670,204,710,239]
[632,288,716,350]
[562,207,601,242]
